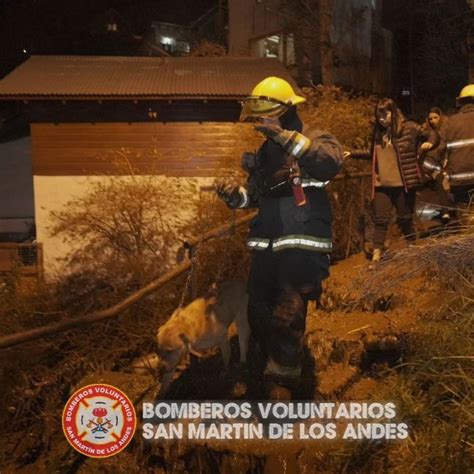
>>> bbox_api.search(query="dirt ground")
[0,245,460,473]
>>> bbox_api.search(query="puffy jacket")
[445,104,474,186]
[239,118,344,253]
[351,120,439,198]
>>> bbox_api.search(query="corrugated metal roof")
[0,56,298,99]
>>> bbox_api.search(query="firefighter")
[444,84,474,209]
[215,76,344,399]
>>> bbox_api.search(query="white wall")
[34,175,216,278]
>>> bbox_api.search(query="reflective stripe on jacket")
[445,104,474,186]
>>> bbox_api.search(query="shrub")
[299,85,376,152]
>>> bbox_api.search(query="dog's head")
[155,287,219,371]
[156,321,189,373]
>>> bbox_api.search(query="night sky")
[0,0,218,76]
[0,0,472,108]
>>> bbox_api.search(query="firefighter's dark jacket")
[350,120,440,197]
[240,110,344,252]
[445,103,474,185]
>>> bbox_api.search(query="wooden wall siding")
[31,122,253,176]
[25,100,242,123]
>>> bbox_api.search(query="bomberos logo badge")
[62,383,136,458]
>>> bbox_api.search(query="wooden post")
[37,243,44,283]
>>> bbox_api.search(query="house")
[151,21,192,55]
[228,0,393,94]
[149,3,226,57]
[0,55,297,276]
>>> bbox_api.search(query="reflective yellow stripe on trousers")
[247,235,332,252]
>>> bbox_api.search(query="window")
[161,36,176,53]
[253,33,295,66]
[176,41,191,54]
[264,35,280,58]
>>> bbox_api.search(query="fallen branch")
[0,211,258,351]
[0,261,191,350]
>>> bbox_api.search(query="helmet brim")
[291,95,306,105]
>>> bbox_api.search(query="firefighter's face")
[377,108,392,128]
[428,112,440,129]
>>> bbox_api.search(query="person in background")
[443,85,474,213]
[421,107,451,221]
[350,98,439,263]
[426,107,448,132]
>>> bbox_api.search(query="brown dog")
[156,280,250,396]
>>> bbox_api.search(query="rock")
[363,334,400,352]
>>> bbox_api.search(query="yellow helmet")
[240,76,306,121]
[457,84,474,101]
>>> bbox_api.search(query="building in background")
[151,22,192,55]
[228,0,393,94]
[0,55,296,275]
[150,3,227,57]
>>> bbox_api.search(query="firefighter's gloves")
[254,123,284,140]
[216,183,247,209]
[255,124,311,159]
[420,141,434,151]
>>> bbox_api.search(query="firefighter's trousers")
[247,247,330,389]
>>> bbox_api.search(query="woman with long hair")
[421,107,451,220]
[426,107,448,132]
[422,106,449,168]
[351,99,439,263]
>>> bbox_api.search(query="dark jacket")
[241,112,344,253]
[445,103,474,186]
[351,120,439,198]
[423,116,449,164]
